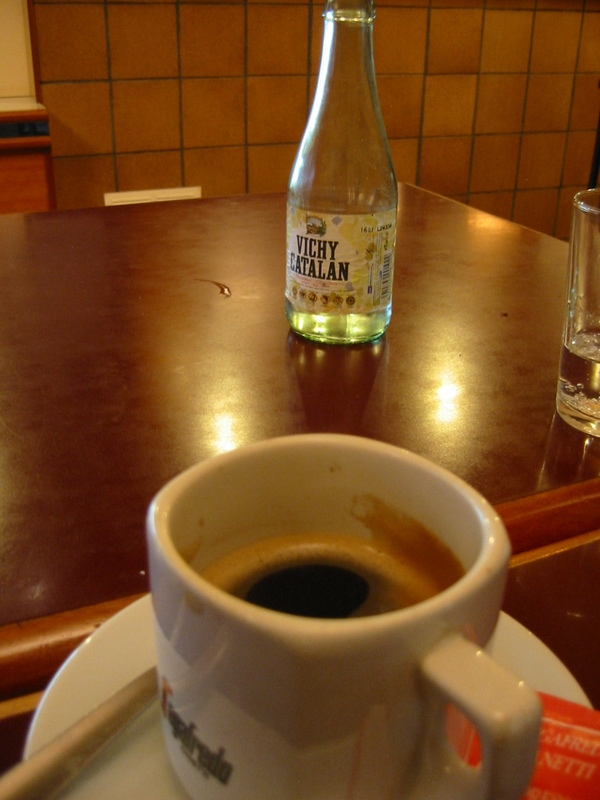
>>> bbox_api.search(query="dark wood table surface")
[1,185,599,773]
[0,184,578,625]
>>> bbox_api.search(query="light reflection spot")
[436,379,461,424]
[214,413,238,454]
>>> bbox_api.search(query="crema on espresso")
[198,494,464,619]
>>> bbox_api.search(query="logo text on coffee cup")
[161,676,234,785]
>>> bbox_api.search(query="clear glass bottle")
[286,0,397,345]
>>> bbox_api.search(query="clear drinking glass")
[556,189,600,435]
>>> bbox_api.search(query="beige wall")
[1,0,36,98]
[32,0,600,238]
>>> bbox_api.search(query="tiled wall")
[32,0,600,238]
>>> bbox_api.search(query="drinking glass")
[557,189,600,435]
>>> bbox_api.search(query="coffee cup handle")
[419,634,542,800]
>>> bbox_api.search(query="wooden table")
[0,186,599,771]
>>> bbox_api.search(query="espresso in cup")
[147,435,541,800]
[199,493,464,618]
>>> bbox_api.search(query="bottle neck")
[287,0,396,214]
[314,0,377,108]
[323,0,375,24]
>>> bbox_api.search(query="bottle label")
[286,207,396,315]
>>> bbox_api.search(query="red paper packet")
[524,694,600,799]
[462,693,600,799]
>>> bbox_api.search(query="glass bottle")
[286,0,397,345]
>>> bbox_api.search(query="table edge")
[2,476,600,698]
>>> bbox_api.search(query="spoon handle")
[0,667,157,800]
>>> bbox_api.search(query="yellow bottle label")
[286,207,396,315]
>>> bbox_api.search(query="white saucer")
[24,595,591,799]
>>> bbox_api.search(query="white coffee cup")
[146,434,541,800]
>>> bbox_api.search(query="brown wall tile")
[523,74,573,133]
[389,138,418,185]
[556,187,578,240]
[43,82,113,156]
[470,134,520,192]
[53,155,115,209]
[248,144,297,193]
[570,75,600,131]
[420,136,472,195]
[113,80,181,152]
[480,11,533,73]
[35,4,107,81]
[108,5,178,79]
[427,9,483,75]
[562,130,596,186]
[182,78,245,148]
[247,76,307,144]
[517,132,566,189]
[247,0,304,5]
[578,14,600,73]
[468,191,514,220]
[179,5,245,78]
[310,12,324,75]
[512,188,559,236]
[537,1,582,9]
[475,74,526,134]
[374,9,428,75]
[116,152,182,192]
[377,0,427,6]
[184,147,247,197]
[530,12,581,74]
[431,0,483,7]
[423,75,477,137]
[485,1,534,9]
[247,5,309,76]
[378,75,423,139]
